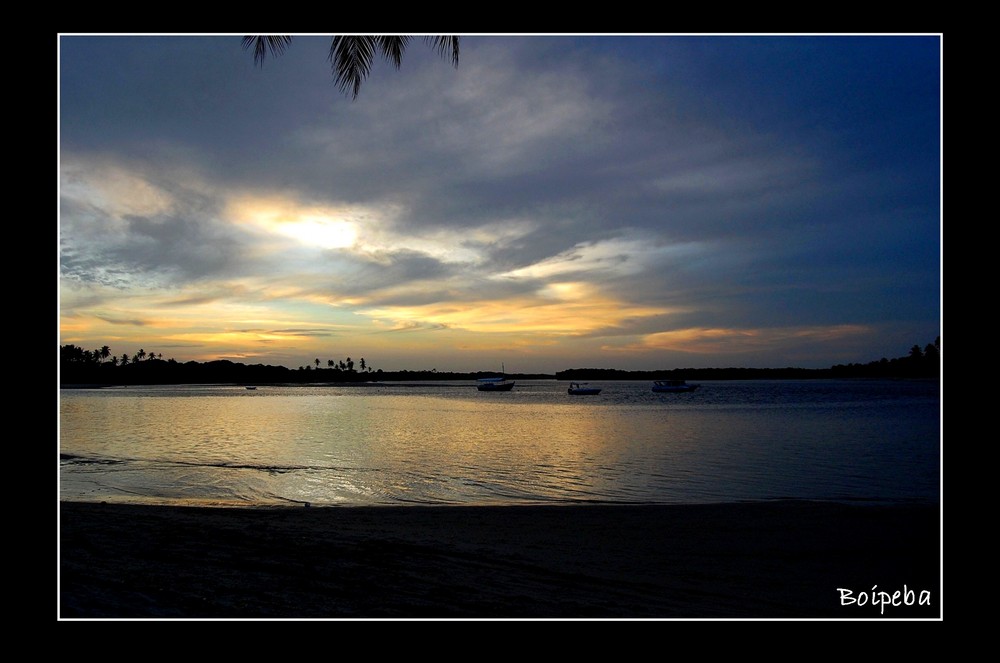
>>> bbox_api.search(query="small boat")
[568,382,601,395]
[478,363,515,392]
[477,377,515,392]
[652,379,699,393]
[245,386,257,390]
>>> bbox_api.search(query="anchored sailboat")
[477,363,515,391]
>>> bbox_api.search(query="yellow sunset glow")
[362,286,670,336]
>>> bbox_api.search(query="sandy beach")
[58,500,940,619]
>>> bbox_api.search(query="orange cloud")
[614,324,872,355]
[360,282,672,336]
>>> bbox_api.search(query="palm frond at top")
[243,35,461,100]
[424,36,460,67]
[376,36,412,69]
[242,36,293,66]
[329,36,379,100]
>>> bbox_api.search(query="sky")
[58,34,942,373]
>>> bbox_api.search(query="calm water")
[59,379,940,507]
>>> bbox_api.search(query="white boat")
[477,377,515,392]
[568,382,601,395]
[652,380,699,393]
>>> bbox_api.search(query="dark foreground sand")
[59,500,940,619]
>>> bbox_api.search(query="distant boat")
[478,363,514,392]
[245,386,257,390]
[477,377,515,392]
[652,380,699,393]
[568,382,601,395]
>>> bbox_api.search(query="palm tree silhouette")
[99,345,111,363]
[243,36,460,100]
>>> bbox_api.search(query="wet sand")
[58,500,940,619]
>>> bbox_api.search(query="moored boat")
[568,382,601,395]
[478,363,515,391]
[652,380,699,393]
[477,377,515,392]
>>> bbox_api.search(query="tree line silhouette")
[556,337,940,381]
[59,337,940,387]
[58,345,388,386]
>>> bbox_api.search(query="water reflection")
[60,380,940,506]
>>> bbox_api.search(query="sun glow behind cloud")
[227,196,359,250]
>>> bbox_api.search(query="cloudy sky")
[58,34,941,373]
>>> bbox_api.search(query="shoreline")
[59,499,941,619]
